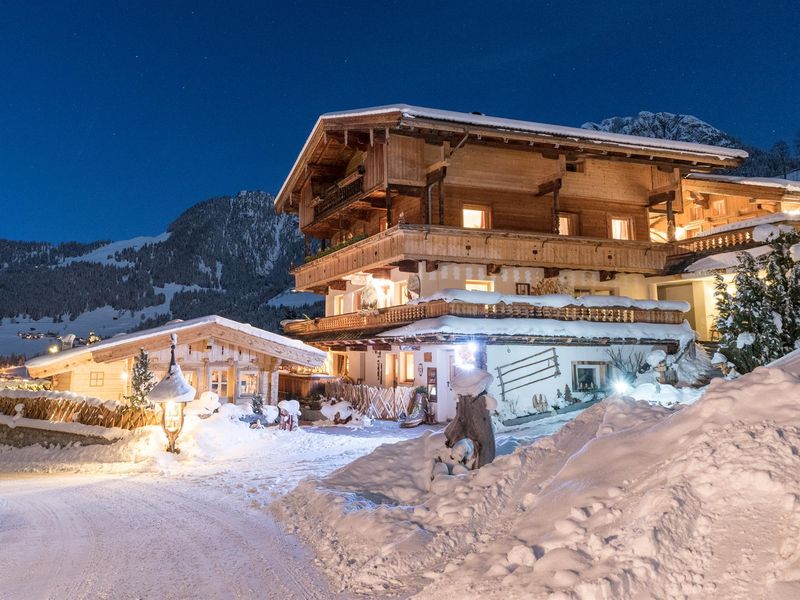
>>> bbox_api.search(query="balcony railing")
[292,224,679,291]
[283,298,685,339]
[312,169,365,222]
[673,219,800,256]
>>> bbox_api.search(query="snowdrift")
[275,367,800,599]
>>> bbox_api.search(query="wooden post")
[552,183,561,234]
[437,178,445,225]
[227,364,236,404]
[426,184,433,225]
[386,188,393,228]
[268,370,279,405]
[260,369,268,399]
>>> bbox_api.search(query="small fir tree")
[251,393,264,415]
[124,348,155,409]
[563,384,573,404]
[714,229,800,372]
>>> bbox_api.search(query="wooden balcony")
[283,299,685,341]
[292,224,679,291]
[674,219,800,255]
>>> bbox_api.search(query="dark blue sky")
[1,1,798,243]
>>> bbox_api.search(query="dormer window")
[462,204,490,229]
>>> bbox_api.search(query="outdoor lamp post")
[148,333,195,453]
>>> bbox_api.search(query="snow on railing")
[284,299,684,337]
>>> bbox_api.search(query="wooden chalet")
[25,315,326,404]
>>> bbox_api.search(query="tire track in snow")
[0,473,346,600]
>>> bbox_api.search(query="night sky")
[2,1,798,243]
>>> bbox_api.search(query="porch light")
[455,341,479,370]
[148,333,195,454]
[48,344,59,354]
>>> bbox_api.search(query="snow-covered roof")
[684,246,771,274]
[692,211,800,239]
[276,104,747,209]
[322,105,748,160]
[380,315,695,347]
[410,289,690,313]
[26,315,326,371]
[686,173,800,194]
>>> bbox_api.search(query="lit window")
[404,352,415,381]
[211,370,228,397]
[239,372,258,396]
[611,217,633,240]
[89,372,104,387]
[465,279,494,292]
[379,216,388,231]
[333,294,345,315]
[690,205,704,221]
[462,205,489,229]
[712,199,727,216]
[558,216,571,235]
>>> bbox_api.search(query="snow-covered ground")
[0,473,343,600]
[0,404,582,600]
[274,368,800,598]
[20,374,797,599]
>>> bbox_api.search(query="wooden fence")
[322,381,414,420]
[0,394,160,430]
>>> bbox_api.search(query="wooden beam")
[425,260,439,273]
[396,260,419,273]
[327,280,347,291]
[648,190,676,207]
[386,187,393,228]
[366,267,392,279]
[536,177,562,197]
[346,345,368,352]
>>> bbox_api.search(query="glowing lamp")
[147,334,195,453]
[612,379,631,395]
[455,340,480,370]
[48,344,60,354]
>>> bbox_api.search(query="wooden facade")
[275,105,774,301]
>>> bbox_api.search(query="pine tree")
[714,230,800,372]
[124,348,155,409]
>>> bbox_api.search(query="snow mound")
[276,367,800,598]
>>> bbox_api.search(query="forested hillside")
[0,191,322,355]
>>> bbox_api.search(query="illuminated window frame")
[462,204,490,229]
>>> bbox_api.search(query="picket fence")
[323,381,414,420]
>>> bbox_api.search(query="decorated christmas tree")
[124,348,156,409]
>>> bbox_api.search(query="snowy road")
[0,473,347,600]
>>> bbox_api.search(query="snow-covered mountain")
[582,111,798,177]
[0,191,322,358]
[582,111,739,148]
